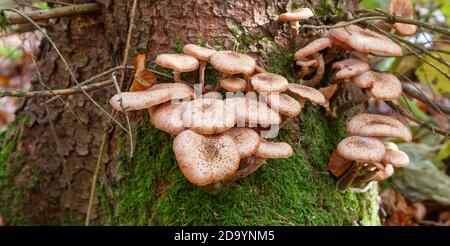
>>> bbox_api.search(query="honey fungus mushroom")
[173,130,240,186]
[210,51,256,81]
[328,24,403,56]
[332,58,370,79]
[255,139,293,159]
[250,72,288,93]
[265,93,302,117]
[225,97,281,126]
[150,102,186,136]
[182,44,216,86]
[277,8,314,44]
[155,53,199,83]
[287,83,326,106]
[388,0,417,36]
[222,127,260,158]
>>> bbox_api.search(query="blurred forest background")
[0,0,449,226]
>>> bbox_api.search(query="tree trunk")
[0,0,380,225]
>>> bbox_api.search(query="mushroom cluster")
[109,44,328,190]
[329,113,412,191]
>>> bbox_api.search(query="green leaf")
[441,3,450,26]
[398,96,431,122]
[0,46,23,58]
[415,47,450,96]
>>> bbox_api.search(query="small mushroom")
[337,136,386,163]
[155,54,199,83]
[332,58,370,79]
[384,141,399,151]
[250,72,289,93]
[370,73,402,101]
[225,97,281,125]
[222,127,260,158]
[265,93,302,117]
[182,98,237,134]
[109,86,193,111]
[255,139,293,159]
[182,44,216,86]
[347,113,412,142]
[173,130,240,186]
[301,54,325,86]
[150,102,186,136]
[203,91,223,100]
[210,51,256,80]
[373,164,394,181]
[328,24,403,56]
[382,147,409,168]
[130,53,158,92]
[277,8,314,44]
[296,59,319,67]
[287,83,326,106]
[388,0,416,36]
[294,37,333,60]
[350,70,375,88]
[219,77,247,92]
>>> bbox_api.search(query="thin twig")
[2,3,101,24]
[0,80,113,97]
[4,8,129,133]
[118,0,137,88]
[386,101,449,138]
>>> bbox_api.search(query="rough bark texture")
[0,0,378,225]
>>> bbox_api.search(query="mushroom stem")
[336,163,362,192]
[226,157,267,184]
[302,55,325,86]
[336,93,370,115]
[289,21,300,45]
[199,61,206,87]
[173,71,181,83]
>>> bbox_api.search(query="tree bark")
[1,0,379,225]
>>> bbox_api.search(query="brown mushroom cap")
[351,71,375,88]
[337,136,386,163]
[173,130,240,186]
[265,93,302,117]
[147,82,195,94]
[210,51,256,75]
[383,148,409,168]
[384,142,399,151]
[182,98,236,134]
[150,102,186,135]
[250,72,289,93]
[109,87,192,112]
[374,164,394,181]
[255,139,293,158]
[219,77,247,92]
[182,44,216,61]
[287,83,326,105]
[202,91,223,100]
[370,73,402,101]
[222,127,260,158]
[225,97,281,125]
[388,0,416,36]
[347,113,412,142]
[277,8,314,22]
[332,58,370,79]
[294,37,333,60]
[155,54,199,72]
[328,24,403,56]
[328,149,353,177]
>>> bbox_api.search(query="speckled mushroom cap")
[370,73,402,101]
[388,0,416,36]
[351,71,375,88]
[265,93,302,117]
[277,8,314,22]
[210,51,256,75]
[182,98,236,135]
[328,24,403,56]
[287,83,326,105]
[222,127,260,158]
[347,113,412,142]
[147,82,195,94]
[251,72,288,93]
[182,44,216,61]
[374,164,394,181]
[109,87,192,112]
[255,139,293,158]
[173,130,240,186]
[150,102,186,136]
[155,54,199,72]
[219,77,247,92]
[337,136,386,163]
[294,37,333,60]
[383,148,409,168]
[328,149,353,177]
[225,97,281,125]
[332,58,370,79]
